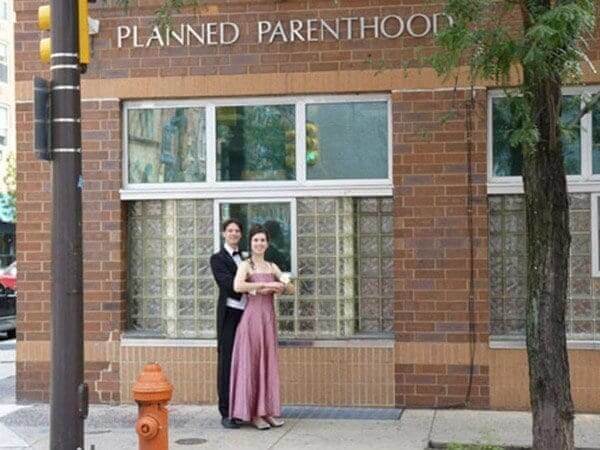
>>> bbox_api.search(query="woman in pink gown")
[229,224,293,429]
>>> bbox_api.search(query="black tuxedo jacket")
[210,247,243,342]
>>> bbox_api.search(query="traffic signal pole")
[48,0,87,447]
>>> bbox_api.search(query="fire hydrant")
[132,363,173,450]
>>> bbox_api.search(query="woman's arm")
[233,261,266,293]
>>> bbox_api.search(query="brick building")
[13,0,600,410]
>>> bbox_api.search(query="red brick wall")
[14,0,600,83]
[16,99,125,403]
[392,89,490,408]
[15,0,451,81]
[14,0,598,407]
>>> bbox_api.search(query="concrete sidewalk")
[0,404,598,450]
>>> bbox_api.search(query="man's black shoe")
[221,417,240,429]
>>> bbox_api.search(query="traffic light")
[306,121,320,166]
[37,5,51,64]
[38,0,93,67]
[78,0,90,66]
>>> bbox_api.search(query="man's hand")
[265,281,285,295]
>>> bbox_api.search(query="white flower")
[280,273,291,284]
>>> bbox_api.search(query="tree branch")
[567,91,600,126]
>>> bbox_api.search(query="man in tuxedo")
[210,218,245,429]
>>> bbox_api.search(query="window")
[0,43,7,84]
[216,105,295,181]
[127,197,393,339]
[490,94,582,180]
[125,95,393,340]
[127,200,216,338]
[306,102,389,180]
[127,107,206,183]
[592,102,600,174]
[122,95,392,199]
[216,200,294,273]
[491,193,600,342]
[0,105,7,148]
[0,1,8,21]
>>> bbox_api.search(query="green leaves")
[523,2,596,81]
[432,0,596,153]
[430,0,520,86]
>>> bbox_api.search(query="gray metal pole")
[49,0,87,447]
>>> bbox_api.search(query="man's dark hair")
[222,218,243,233]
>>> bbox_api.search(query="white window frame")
[592,193,600,278]
[487,86,600,195]
[121,94,393,200]
[213,198,297,275]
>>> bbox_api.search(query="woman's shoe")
[263,416,285,427]
[252,417,271,430]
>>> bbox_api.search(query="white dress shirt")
[224,243,247,310]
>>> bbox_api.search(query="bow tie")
[231,250,241,257]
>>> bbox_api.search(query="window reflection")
[128,108,207,183]
[216,105,295,181]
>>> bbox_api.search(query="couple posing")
[210,219,293,430]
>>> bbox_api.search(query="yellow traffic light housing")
[78,0,90,66]
[38,5,51,64]
[37,1,91,67]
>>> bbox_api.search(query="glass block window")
[128,197,393,339]
[489,194,600,342]
[279,197,394,338]
[127,107,207,184]
[216,105,295,181]
[490,95,582,178]
[356,198,395,334]
[305,102,388,180]
[288,198,355,337]
[127,199,215,338]
[488,196,527,336]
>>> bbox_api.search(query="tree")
[2,150,15,221]
[431,1,597,449]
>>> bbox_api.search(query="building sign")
[117,13,453,48]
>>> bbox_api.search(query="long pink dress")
[229,273,281,421]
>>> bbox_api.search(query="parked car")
[0,262,16,338]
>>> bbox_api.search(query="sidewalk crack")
[268,418,301,449]
[426,409,437,448]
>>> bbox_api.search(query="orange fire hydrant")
[132,363,173,450]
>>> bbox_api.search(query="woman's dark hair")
[222,218,243,233]
[249,224,270,243]
[248,224,270,270]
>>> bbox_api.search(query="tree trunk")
[522,69,575,449]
